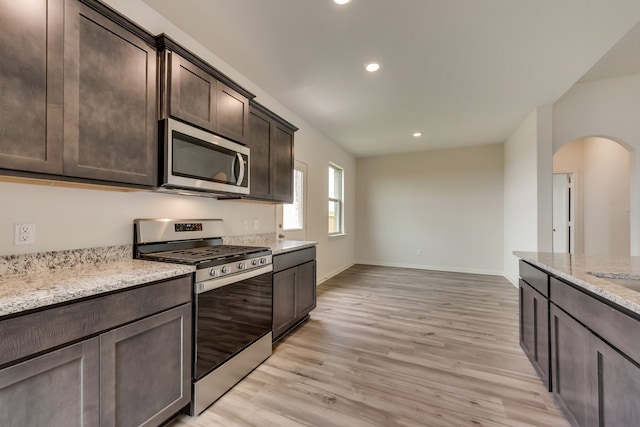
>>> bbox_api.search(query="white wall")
[583,138,630,255]
[503,107,553,285]
[355,143,504,275]
[0,183,275,256]
[0,0,357,282]
[554,137,631,256]
[553,74,640,254]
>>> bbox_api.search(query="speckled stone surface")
[223,233,277,245]
[0,245,133,277]
[239,239,317,255]
[259,240,318,255]
[223,234,317,255]
[515,251,640,315]
[0,246,194,318]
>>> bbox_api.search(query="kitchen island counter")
[515,251,640,315]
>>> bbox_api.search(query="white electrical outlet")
[242,220,249,231]
[15,223,35,245]
[253,219,259,230]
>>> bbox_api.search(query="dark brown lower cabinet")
[272,247,317,341]
[550,303,593,427]
[521,261,640,427]
[592,335,640,427]
[0,276,192,427]
[0,338,100,427]
[551,301,640,427]
[519,279,550,389]
[100,304,191,427]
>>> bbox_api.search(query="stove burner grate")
[143,245,267,264]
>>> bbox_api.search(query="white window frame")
[328,162,344,236]
[283,166,305,231]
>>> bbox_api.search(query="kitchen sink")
[588,272,640,292]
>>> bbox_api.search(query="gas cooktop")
[141,245,270,264]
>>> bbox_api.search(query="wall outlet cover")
[15,223,35,245]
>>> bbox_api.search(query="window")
[283,168,304,230]
[328,163,344,235]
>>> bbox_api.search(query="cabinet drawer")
[273,247,316,273]
[550,277,640,362]
[0,275,192,368]
[519,260,549,297]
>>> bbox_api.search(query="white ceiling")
[142,0,640,158]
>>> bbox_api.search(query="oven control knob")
[238,262,246,270]
[251,259,258,266]
[221,266,230,274]
[260,258,267,265]
[209,268,218,277]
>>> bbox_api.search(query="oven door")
[194,265,272,381]
[162,118,250,195]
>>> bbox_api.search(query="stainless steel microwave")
[159,118,249,196]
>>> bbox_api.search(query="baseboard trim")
[318,262,356,285]
[504,273,518,287]
[354,260,504,277]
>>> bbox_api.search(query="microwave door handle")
[234,153,245,185]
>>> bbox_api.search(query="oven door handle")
[196,264,273,294]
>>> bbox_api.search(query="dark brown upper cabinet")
[217,83,250,144]
[0,0,64,175]
[165,52,217,131]
[0,0,158,187]
[246,101,297,203]
[158,37,252,145]
[63,0,157,186]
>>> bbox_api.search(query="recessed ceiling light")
[334,0,350,4]
[413,132,422,137]
[365,62,380,72]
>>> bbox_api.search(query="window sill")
[329,233,347,239]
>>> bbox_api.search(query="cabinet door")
[550,304,594,427]
[591,335,640,427]
[100,304,191,427]
[273,267,297,340]
[217,83,249,144]
[63,0,157,186]
[0,337,99,427]
[519,280,549,389]
[296,260,317,319]
[247,107,273,199]
[0,0,64,174]
[168,52,217,132]
[271,124,294,203]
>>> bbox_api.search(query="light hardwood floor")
[168,265,569,427]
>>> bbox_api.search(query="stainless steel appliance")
[159,118,250,196]
[133,219,272,415]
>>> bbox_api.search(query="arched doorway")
[553,136,631,256]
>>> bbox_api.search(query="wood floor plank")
[168,264,569,427]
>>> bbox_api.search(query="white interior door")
[276,160,307,241]
[553,173,571,253]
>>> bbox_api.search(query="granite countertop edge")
[0,260,195,318]
[0,240,317,318]
[255,240,318,255]
[514,251,640,315]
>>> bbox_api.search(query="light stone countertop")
[252,240,317,255]
[0,240,315,319]
[515,251,640,315]
[0,246,195,318]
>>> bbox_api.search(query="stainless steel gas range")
[133,219,272,416]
